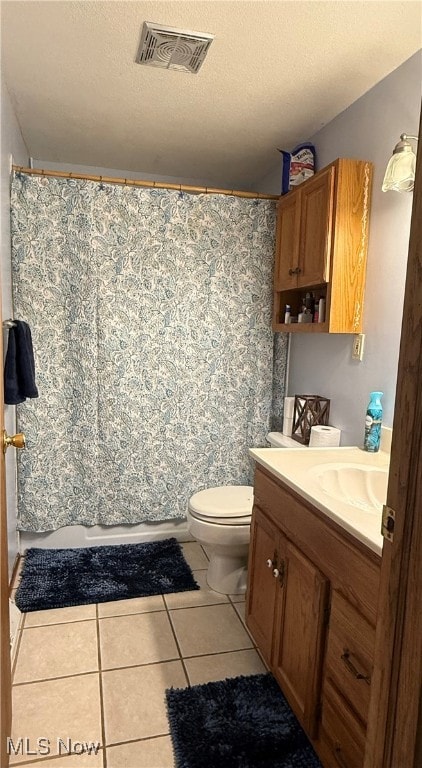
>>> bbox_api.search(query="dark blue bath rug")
[15,537,199,612]
[166,673,322,768]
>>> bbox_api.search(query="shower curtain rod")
[12,166,279,200]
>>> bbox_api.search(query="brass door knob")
[3,431,26,453]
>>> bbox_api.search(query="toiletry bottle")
[318,297,325,323]
[313,299,319,323]
[364,392,383,452]
[284,304,291,324]
[305,292,315,317]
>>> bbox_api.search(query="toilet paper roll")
[309,425,341,448]
[284,397,295,418]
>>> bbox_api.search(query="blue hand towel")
[4,320,39,405]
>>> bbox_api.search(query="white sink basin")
[309,463,388,513]
[249,446,391,554]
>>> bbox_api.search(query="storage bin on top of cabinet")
[273,158,373,334]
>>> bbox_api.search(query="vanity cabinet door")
[246,506,279,666]
[272,538,329,738]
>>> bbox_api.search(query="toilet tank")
[266,432,302,448]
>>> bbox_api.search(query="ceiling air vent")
[136,22,214,74]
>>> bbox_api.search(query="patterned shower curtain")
[10,172,287,532]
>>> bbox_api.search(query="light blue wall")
[1,75,29,576]
[257,51,421,446]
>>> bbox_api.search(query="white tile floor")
[10,542,266,767]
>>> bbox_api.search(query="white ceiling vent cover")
[136,22,214,74]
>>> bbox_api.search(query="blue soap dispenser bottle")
[364,391,383,452]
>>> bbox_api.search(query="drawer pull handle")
[341,650,371,684]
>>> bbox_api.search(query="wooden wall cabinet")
[246,466,381,768]
[273,158,373,334]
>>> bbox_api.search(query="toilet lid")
[189,486,253,525]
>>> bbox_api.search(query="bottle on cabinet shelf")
[284,304,291,324]
[305,292,315,317]
[318,297,325,323]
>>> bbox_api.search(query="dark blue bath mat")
[15,537,199,612]
[166,673,322,768]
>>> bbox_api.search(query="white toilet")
[266,431,302,448]
[186,432,300,595]
[187,485,254,595]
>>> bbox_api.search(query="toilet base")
[206,546,249,595]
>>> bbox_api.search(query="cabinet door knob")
[266,558,273,568]
[272,568,280,578]
[288,268,294,276]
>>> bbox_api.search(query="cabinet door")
[246,507,279,665]
[298,166,335,287]
[274,192,301,290]
[272,538,329,737]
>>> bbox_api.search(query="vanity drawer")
[320,681,366,768]
[325,589,375,725]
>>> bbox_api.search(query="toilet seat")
[189,485,253,526]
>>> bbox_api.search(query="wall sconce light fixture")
[382,133,419,192]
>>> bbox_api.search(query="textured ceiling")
[1,1,421,189]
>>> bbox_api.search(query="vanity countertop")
[249,446,390,556]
